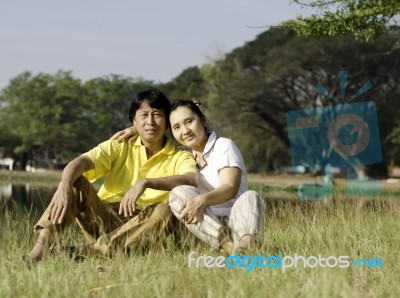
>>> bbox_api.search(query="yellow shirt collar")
[133,136,175,155]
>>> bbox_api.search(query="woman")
[113,99,265,255]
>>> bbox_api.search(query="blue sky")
[0,0,312,90]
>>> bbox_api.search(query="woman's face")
[169,106,207,150]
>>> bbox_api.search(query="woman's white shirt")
[195,131,248,216]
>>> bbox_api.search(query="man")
[25,87,197,262]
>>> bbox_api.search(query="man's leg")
[27,176,121,261]
[93,202,173,255]
[72,177,125,243]
[169,185,234,254]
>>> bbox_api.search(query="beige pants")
[34,176,173,254]
[169,185,265,249]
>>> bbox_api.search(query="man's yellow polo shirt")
[83,137,196,210]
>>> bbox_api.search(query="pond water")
[0,182,56,220]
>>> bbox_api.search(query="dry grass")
[0,172,399,297]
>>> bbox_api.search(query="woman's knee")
[169,185,199,208]
[236,190,261,204]
[246,190,261,200]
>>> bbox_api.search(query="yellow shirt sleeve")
[83,140,120,182]
[174,149,197,175]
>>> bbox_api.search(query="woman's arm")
[110,126,138,144]
[180,167,241,224]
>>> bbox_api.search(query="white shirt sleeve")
[214,138,246,174]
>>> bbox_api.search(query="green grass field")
[0,175,399,297]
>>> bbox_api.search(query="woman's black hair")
[170,99,206,122]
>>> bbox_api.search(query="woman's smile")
[184,134,196,141]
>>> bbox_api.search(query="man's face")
[133,101,167,144]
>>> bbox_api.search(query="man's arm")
[119,172,197,217]
[48,155,95,224]
[143,172,197,190]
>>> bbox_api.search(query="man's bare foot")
[26,228,51,262]
[93,235,111,256]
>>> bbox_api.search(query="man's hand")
[48,182,75,224]
[46,155,94,225]
[119,179,147,217]
[179,195,206,224]
[110,126,138,144]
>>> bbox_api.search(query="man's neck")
[142,137,166,159]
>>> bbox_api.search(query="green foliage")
[160,66,207,101]
[197,28,400,173]
[0,71,86,165]
[281,0,400,41]
[0,72,153,167]
[82,75,153,147]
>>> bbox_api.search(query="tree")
[160,66,207,100]
[82,75,153,146]
[0,71,88,168]
[0,71,155,170]
[281,0,400,41]
[0,103,20,160]
[201,28,400,174]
